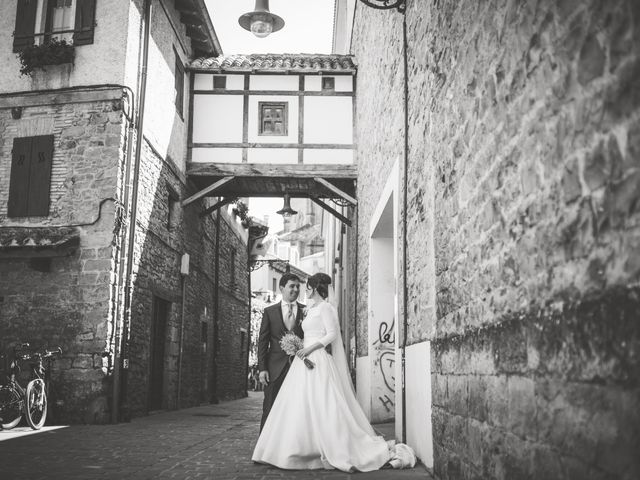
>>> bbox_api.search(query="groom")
[257,273,305,431]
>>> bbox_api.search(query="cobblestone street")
[0,392,431,479]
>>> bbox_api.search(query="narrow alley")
[0,392,431,480]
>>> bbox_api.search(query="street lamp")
[276,194,297,217]
[238,0,285,38]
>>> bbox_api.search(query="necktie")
[285,303,295,331]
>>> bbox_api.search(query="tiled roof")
[0,226,79,250]
[189,54,356,73]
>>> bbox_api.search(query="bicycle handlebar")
[13,345,63,361]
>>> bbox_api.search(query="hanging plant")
[18,38,75,77]
[232,199,251,228]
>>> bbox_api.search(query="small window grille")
[213,76,227,89]
[258,102,288,136]
[322,77,335,91]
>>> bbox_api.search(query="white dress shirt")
[281,301,298,322]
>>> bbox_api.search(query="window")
[8,135,54,218]
[322,76,335,91]
[13,0,96,52]
[230,248,237,283]
[258,102,288,136]
[213,75,226,89]
[167,187,180,229]
[174,49,185,118]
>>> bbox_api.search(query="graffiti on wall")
[372,317,395,420]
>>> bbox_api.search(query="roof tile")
[189,54,356,73]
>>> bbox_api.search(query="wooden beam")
[311,197,352,227]
[187,163,357,179]
[190,142,354,149]
[182,176,235,207]
[199,197,233,218]
[314,177,358,205]
[192,89,354,97]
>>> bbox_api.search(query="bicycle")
[0,343,62,430]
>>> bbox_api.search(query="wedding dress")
[252,300,410,472]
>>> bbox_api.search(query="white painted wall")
[250,75,298,91]
[0,0,130,93]
[304,96,353,144]
[194,73,244,90]
[356,355,371,420]
[248,149,297,164]
[405,341,434,468]
[192,95,243,143]
[191,147,243,163]
[304,75,353,92]
[303,149,353,164]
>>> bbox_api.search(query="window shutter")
[8,137,33,217]
[27,135,54,217]
[73,0,96,46]
[12,0,38,53]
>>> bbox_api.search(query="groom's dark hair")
[279,273,300,288]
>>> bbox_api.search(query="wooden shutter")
[73,0,96,46]
[28,135,54,216]
[8,137,33,217]
[175,54,185,118]
[12,0,38,53]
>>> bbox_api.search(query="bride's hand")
[296,346,313,359]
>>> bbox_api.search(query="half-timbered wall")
[190,73,355,166]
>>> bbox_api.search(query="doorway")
[149,296,169,411]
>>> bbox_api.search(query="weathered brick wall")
[126,142,249,416]
[0,94,126,423]
[353,0,640,478]
[352,7,405,357]
[215,215,250,401]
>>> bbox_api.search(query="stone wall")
[126,141,249,416]
[352,0,640,478]
[0,92,126,423]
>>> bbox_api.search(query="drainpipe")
[401,8,409,445]
[117,0,153,422]
[212,206,221,403]
[177,253,190,409]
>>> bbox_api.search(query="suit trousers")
[260,361,290,432]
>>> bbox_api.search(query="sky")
[204,0,335,55]
[203,1,336,229]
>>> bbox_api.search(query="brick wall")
[353,0,640,478]
[0,93,126,423]
[125,141,249,416]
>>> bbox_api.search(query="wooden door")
[149,297,169,411]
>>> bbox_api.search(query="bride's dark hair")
[307,273,332,299]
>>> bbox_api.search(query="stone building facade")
[0,0,249,423]
[343,0,640,478]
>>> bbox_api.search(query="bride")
[252,273,415,472]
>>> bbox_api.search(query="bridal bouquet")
[280,333,315,369]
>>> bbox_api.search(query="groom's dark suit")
[258,301,304,431]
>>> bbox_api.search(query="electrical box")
[181,253,190,275]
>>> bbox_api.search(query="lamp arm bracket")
[358,0,405,12]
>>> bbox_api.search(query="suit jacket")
[257,301,305,380]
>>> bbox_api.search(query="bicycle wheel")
[25,379,47,430]
[0,385,23,429]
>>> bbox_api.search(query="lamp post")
[238,0,285,38]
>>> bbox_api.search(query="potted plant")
[17,38,75,77]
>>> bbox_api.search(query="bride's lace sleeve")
[316,303,338,347]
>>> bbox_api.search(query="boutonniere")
[302,306,309,318]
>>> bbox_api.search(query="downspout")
[118,0,153,421]
[212,206,221,403]
[401,7,409,445]
[111,86,136,423]
[177,267,187,409]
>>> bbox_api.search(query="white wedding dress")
[252,300,393,472]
